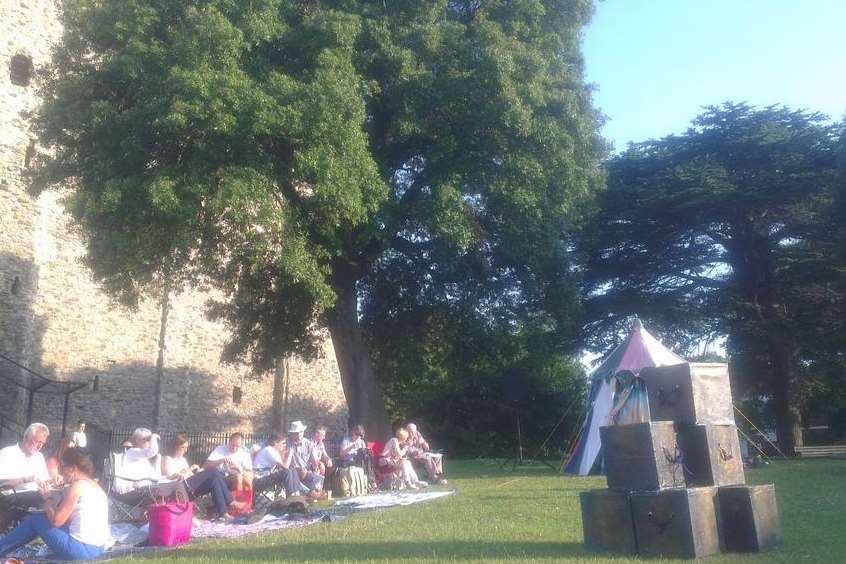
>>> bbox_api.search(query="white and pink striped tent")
[562,320,685,475]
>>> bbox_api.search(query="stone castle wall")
[0,1,348,441]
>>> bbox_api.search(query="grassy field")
[126,458,846,563]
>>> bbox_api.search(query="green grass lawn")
[127,458,846,563]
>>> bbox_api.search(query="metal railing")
[0,351,89,433]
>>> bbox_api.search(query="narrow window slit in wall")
[10,54,33,86]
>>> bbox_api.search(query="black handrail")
[0,351,90,429]
[0,351,89,393]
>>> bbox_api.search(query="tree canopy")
[580,103,845,453]
[33,0,605,435]
[364,300,587,455]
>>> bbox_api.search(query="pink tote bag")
[148,500,194,546]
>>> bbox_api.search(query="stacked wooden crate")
[579,363,783,558]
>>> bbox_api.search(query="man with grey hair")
[406,422,446,484]
[311,426,333,479]
[0,422,52,531]
[112,427,162,494]
[285,421,325,498]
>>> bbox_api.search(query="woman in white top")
[379,428,427,489]
[0,448,109,560]
[162,435,246,519]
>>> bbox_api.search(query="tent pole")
[514,415,523,470]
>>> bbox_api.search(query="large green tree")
[363,299,588,455]
[581,104,844,455]
[33,0,604,435]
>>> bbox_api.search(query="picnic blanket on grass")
[192,512,326,539]
[332,489,455,512]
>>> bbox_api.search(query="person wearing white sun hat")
[284,421,326,499]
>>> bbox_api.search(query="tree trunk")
[152,279,171,429]
[767,330,803,456]
[326,281,391,439]
[728,218,803,456]
[271,357,289,433]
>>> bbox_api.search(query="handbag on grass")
[148,491,194,547]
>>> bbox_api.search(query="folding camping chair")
[0,484,33,533]
[104,451,161,522]
[252,470,289,512]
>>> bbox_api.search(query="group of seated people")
[366,423,446,490]
[0,419,446,560]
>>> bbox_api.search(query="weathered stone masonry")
[0,0,348,438]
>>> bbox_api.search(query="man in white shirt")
[253,433,286,472]
[0,422,51,531]
[204,432,254,492]
[111,427,166,496]
[252,432,301,496]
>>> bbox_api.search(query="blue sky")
[582,0,846,151]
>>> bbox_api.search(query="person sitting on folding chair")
[162,435,247,520]
[106,426,184,523]
[339,425,371,468]
[252,432,302,496]
[405,423,447,484]
[338,424,377,490]
[0,423,52,532]
[204,433,254,493]
[121,428,162,485]
[311,426,334,480]
[379,428,427,490]
[0,448,110,561]
[286,421,327,499]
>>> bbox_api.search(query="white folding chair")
[105,451,158,522]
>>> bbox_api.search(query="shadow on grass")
[166,540,587,561]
